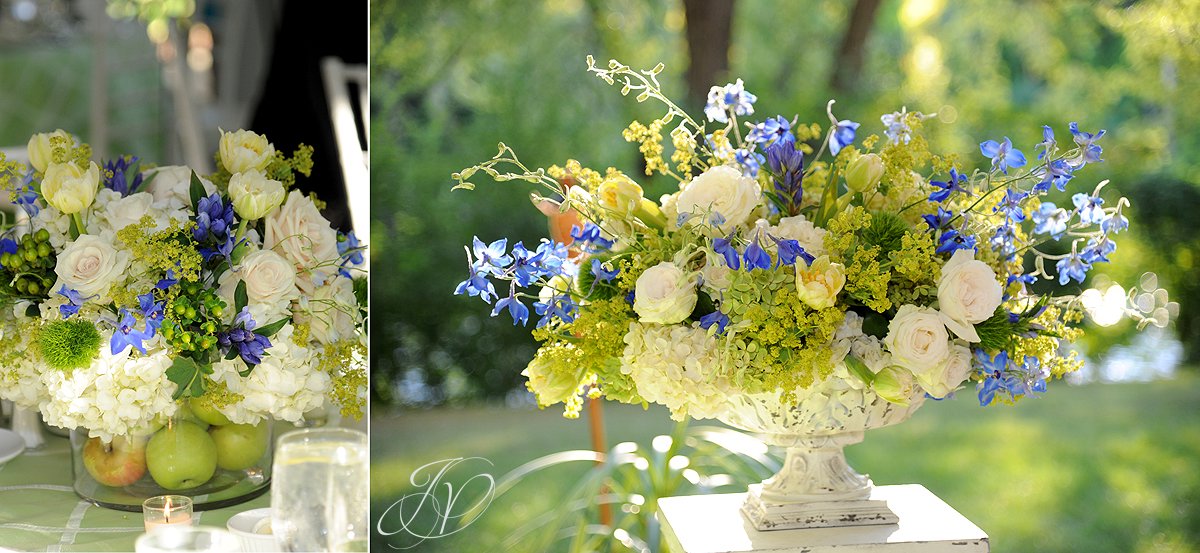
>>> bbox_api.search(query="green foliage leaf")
[234,280,248,313]
[814,165,842,227]
[255,318,289,338]
[845,355,875,384]
[189,170,206,210]
[166,357,208,400]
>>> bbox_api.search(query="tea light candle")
[142,495,193,533]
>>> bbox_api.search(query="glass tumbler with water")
[271,428,369,551]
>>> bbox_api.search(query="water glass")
[134,526,239,552]
[271,427,369,552]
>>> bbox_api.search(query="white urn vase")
[717,380,926,531]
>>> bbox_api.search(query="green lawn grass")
[372,374,1200,552]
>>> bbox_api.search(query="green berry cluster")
[160,279,227,357]
[1,229,56,299]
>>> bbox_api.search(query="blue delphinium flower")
[742,230,772,271]
[590,258,620,282]
[471,236,513,275]
[704,79,757,123]
[1056,251,1091,285]
[928,168,968,203]
[218,308,273,366]
[976,350,1023,406]
[771,237,812,267]
[746,116,793,146]
[735,148,765,177]
[156,269,178,290]
[993,188,1029,223]
[138,292,165,331]
[534,294,578,327]
[990,225,1018,259]
[979,137,1027,174]
[102,155,144,196]
[454,264,497,303]
[829,119,860,156]
[1036,125,1056,160]
[881,110,912,144]
[1013,355,1048,396]
[1102,212,1128,234]
[1067,122,1105,166]
[0,238,17,256]
[1031,203,1069,239]
[491,292,529,326]
[534,239,575,279]
[1081,236,1116,264]
[337,231,364,278]
[1072,193,1105,225]
[12,173,39,217]
[713,234,741,270]
[56,286,93,319]
[1033,159,1074,193]
[936,228,977,254]
[922,206,954,230]
[570,222,614,253]
[111,309,155,355]
[508,242,546,287]
[699,310,730,335]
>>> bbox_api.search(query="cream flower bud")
[634,261,697,324]
[845,153,884,193]
[42,161,100,214]
[522,356,584,407]
[219,129,275,174]
[795,255,846,310]
[597,174,644,217]
[229,169,286,220]
[27,129,72,173]
[873,366,916,406]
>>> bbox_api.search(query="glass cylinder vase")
[69,416,274,511]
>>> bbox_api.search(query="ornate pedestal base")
[660,484,989,553]
[742,483,897,530]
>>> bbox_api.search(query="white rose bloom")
[937,249,1002,343]
[676,165,761,231]
[218,248,299,325]
[53,233,132,301]
[142,166,217,209]
[884,304,952,372]
[229,169,286,220]
[219,129,275,174]
[795,255,846,310]
[914,342,973,399]
[39,346,176,443]
[298,277,359,345]
[768,214,828,257]
[209,325,330,425]
[621,322,731,421]
[633,261,697,324]
[264,190,339,294]
[26,129,72,173]
[42,161,100,214]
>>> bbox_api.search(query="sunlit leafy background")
[371,0,1200,551]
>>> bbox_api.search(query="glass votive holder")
[134,526,240,553]
[142,495,193,533]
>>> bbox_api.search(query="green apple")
[146,421,218,490]
[82,436,147,487]
[189,396,232,426]
[173,402,210,430]
[209,422,270,471]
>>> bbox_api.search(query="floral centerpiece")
[0,129,366,510]
[453,58,1157,529]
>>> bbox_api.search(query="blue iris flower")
[928,168,968,203]
[110,309,154,355]
[57,286,94,319]
[922,206,954,230]
[534,294,578,327]
[1056,251,1092,285]
[746,116,794,146]
[102,156,144,196]
[979,137,1027,174]
[829,119,860,156]
[713,234,741,270]
[491,293,529,326]
[1031,203,1069,239]
[699,310,730,335]
[590,258,620,283]
[936,229,977,254]
[1072,193,1106,225]
[1068,122,1105,166]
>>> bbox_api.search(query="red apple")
[82,436,148,487]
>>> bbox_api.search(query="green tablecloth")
[0,433,269,552]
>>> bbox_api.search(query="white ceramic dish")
[0,428,24,465]
[227,507,276,552]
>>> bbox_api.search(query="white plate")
[0,428,24,465]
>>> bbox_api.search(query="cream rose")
[53,233,131,300]
[42,161,100,214]
[676,165,761,231]
[221,248,299,309]
[263,190,339,294]
[769,214,828,257]
[914,342,973,398]
[634,261,697,324]
[98,192,155,232]
[303,277,358,345]
[937,249,1002,343]
[219,129,275,174]
[884,304,951,372]
[229,169,286,220]
[27,129,72,173]
[597,174,644,217]
[143,166,217,208]
[795,255,846,310]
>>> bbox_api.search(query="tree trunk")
[683,0,736,110]
[830,0,883,94]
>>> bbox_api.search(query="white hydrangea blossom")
[209,324,330,425]
[40,346,177,443]
[0,335,47,409]
[30,205,72,250]
[621,322,732,421]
